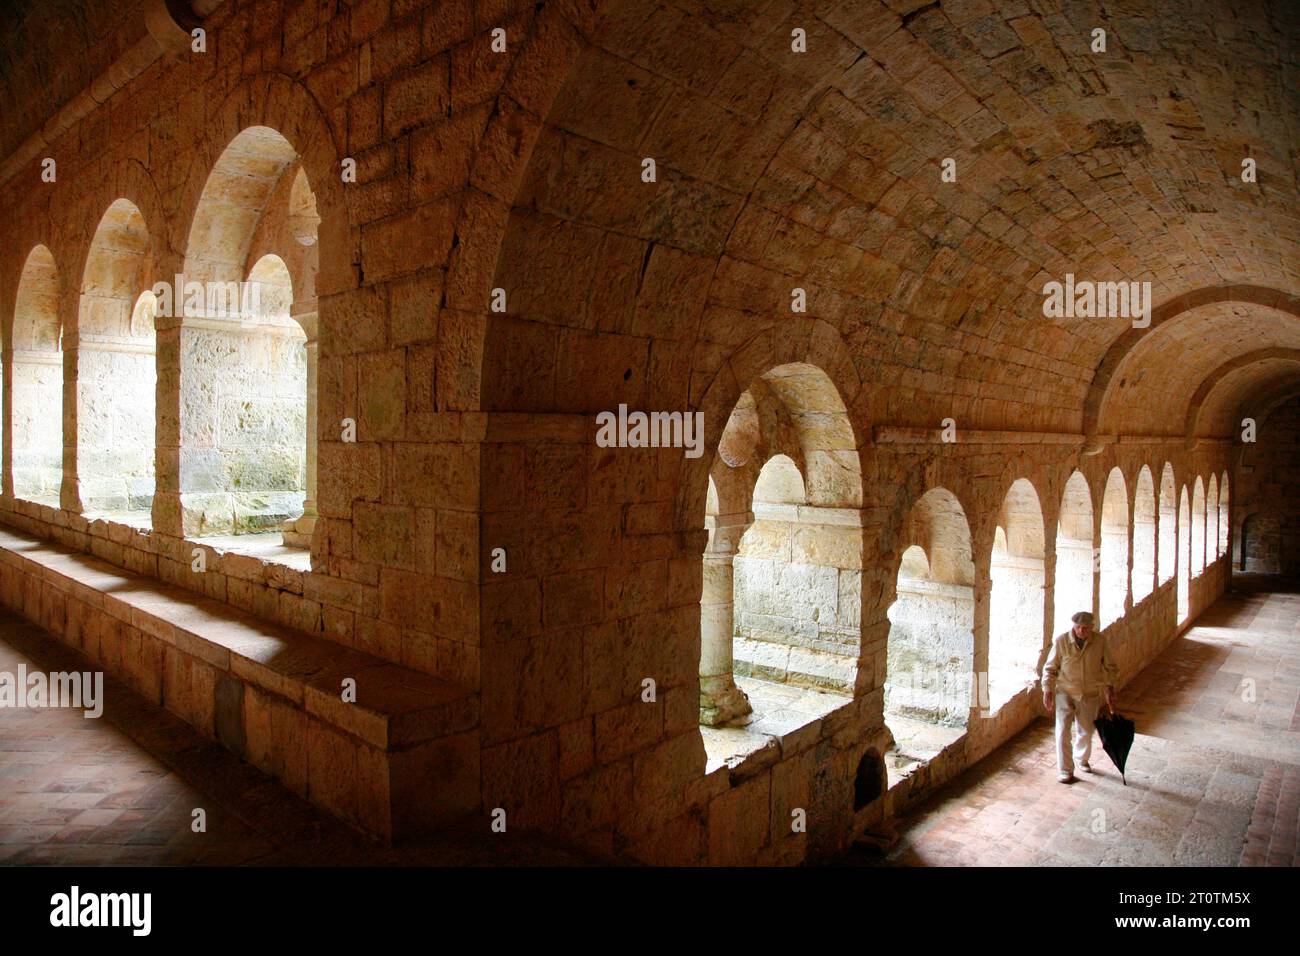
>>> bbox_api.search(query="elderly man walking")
[1041,611,1119,783]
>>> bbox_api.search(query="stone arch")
[698,361,863,736]
[885,486,974,769]
[11,244,63,503]
[1182,347,1300,443]
[676,324,867,531]
[76,198,157,517]
[178,126,314,540]
[1099,467,1129,627]
[440,0,622,410]
[172,75,345,277]
[1084,285,1300,442]
[163,74,342,546]
[247,253,296,323]
[988,477,1046,711]
[1053,470,1094,635]
[1132,465,1157,603]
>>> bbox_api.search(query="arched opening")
[886,487,973,771]
[1191,477,1206,577]
[698,364,862,765]
[1218,472,1230,557]
[1206,474,1219,568]
[77,199,155,521]
[1157,463,1177,585]
[1132,465,1156,603]
[1241,513,1281,573]
[1178,487,1191,622]
[1099,467,1129,627]
[853,749,885,810]
[988,478,1045,711]
[12,245,62,505]
[180,127,318,558]
[735,453,851,693]
[1053,471,1094,636]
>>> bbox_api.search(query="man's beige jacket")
[1042,629,1119,699]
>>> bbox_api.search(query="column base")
[282,511,316,549]
[699,675,753,727]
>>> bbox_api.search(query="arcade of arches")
[0,0,1296,866]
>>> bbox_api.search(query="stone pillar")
[152,317,183,537]
[1,341,10,501]
[282,307,317,548]
[699,510,753,726]
[970,564,991,720]
[61,331,81,513]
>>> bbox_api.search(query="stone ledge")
[0,524,480,841]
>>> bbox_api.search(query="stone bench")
[0,526,479,842]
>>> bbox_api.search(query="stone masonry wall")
[733,509,861,693]
[0,0,1274,865]
[1236,395,1300,575]
[179,323,307,535]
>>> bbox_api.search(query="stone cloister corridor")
[0,579,1294,866]
[0,0,1296,910]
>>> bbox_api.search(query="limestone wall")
[77,346,156,512]
[179,324,306,535]
[732,509,860,693]
[11,356,62,501]
[886,579,974,725]
[0,0,1263,867]
[988,557,1043,706]
[1236,395,1300,574]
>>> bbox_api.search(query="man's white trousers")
[1054,690,1100,774]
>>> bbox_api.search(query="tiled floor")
[2,580,1296,866]
[0,614,592,866]
[841,577,1300,866]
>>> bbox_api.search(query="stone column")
[970,564,991,720]
[699,510,753,726]
[1,341,11,501]
[61,330,81,513]
[282,307,317,548]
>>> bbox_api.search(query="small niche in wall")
[854,748,884,810]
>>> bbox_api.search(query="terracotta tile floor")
[0,613,593,866]
[842,577,1300,866]
[2,580,1296,867]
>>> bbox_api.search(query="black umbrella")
[1094,708,1136,784]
